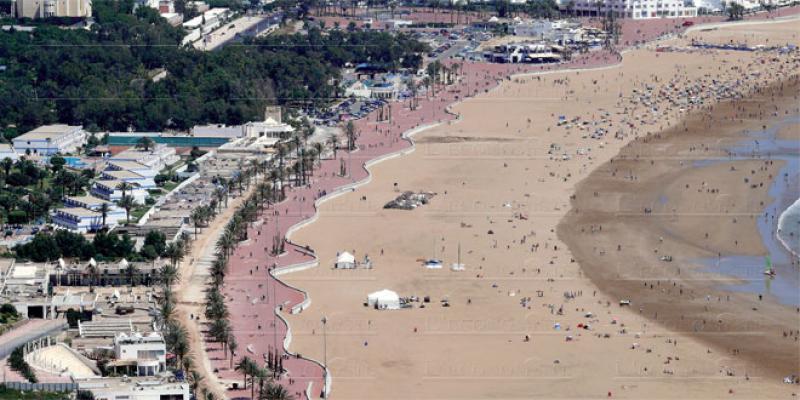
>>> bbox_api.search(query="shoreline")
[778,198,800,258]
[559,77,800,379]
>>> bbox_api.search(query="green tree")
[136,136,156,152]
[117,195,135,224]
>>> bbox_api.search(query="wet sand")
[778,122,800,140]
[559,78,800,382]
[283,19,800,399]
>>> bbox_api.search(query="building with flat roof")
[13,125,87,155]
[0,144,19,161]
[564,0,697,18]
[91,180,148,205]
[111,144,179,171]
[15,0,92,19]
[54,195,127,232]
[51,207,105,233]
[112,332,167,377]
[100,170,157,190]
[64,195,115,211]
[77,376,189,400]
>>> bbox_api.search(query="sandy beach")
[778,122,800,140]
[281,18,800,399]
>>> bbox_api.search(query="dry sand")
[283,20,800,399]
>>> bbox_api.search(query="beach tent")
[367,289,400,310]
[335,252,356,269]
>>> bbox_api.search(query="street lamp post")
[321,316,328,398]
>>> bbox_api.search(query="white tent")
[335,252,356,269]
[118,258,129,270]
[367,289,400,310]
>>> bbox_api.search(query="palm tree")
[213,186,227,211]
[327,133,339,160]
[125,263,138,289]
[235,356,255,390]
[216,230,236,259]
[210,256,228,283]
[209,318,231,355]
[254,366,270,400]
[157,297,176,329]
[190,208,204,239]
[343,120,357,151]
[189,369,204,395]
[312,142,325,164]
[87,261,99,291]
[99,202,110,229]
[164,322,189,370]
[161,263,181,289]
[116,181,134,199]
[228,334,238,369]
[117,195,135,224]
[265,383,294,400]
[0,157,13,180]
[164,242,184,270]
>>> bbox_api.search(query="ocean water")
[696,114,800,306]
[778,198,800,256]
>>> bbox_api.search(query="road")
[174,180,260,399]
[196,12,283,51]
[0,319,67,359]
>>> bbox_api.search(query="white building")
[0,144,20,161]
[91,179,148,205]
[113,332,167,376]
[181,7,232,45]
[367,289,401,310]
[14,0,91,19]
[111,144,179,171]
[100,170,157,190]
[91,160,155,205]
[565,0,698,18]
[51,207,106,233]
[13,125,87,155]
[345,77,401,100]
[191,124,245,139]
[53,196,126,229]
[78,377,189,400]
[335,251,356,269]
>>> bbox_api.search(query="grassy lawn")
[161,181,179,192]
[129,206,149,223]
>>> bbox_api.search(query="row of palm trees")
[197,117,359,399]
[201,159,294,400]
[151,235,209,395]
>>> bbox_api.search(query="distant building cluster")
[563,0,698,19]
